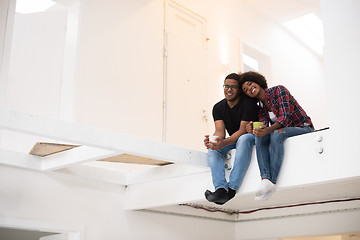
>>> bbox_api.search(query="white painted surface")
[164,1,209,151]
[58,2,81,123]
[0,0,15,107]
[0,0,328,149]
[75,0,165,141]
[0,0,358,239]
[124,129,360,211]
[0,0,9,71]
[0,216,82,240]
[5,8,67,118]
[0,108,208,167]
[235,210,360,240]
[0,165,234,240]
[165,32,209,151]
[322,0,360,180]
[40,233,68,240]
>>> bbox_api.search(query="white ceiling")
[243,0,322,23]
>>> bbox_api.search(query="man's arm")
[222,120,248,145]
[204,120,226,149]
[213,120,226,139]
[210,120,249,150]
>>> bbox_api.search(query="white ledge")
[0,108,208,170]
[124,128,360,211]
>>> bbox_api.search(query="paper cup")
[209,135,219,143]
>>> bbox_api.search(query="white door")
[164,0,209,151]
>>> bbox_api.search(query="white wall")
[0,0,9,70]
[164,0,328,132]
[321,0,360,176]
[222,0,325,129]
[0,0,350,239]
[5,9,67,118]
[74,0,165,141]
[73,0,328,142]
[0,165,234,240]
[0,0,328,141]
[233,0,360,238]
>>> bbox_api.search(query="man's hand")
[209,138,224,150]
[246,121,253,134]
[204,135,211,149]
[204,135,225,150]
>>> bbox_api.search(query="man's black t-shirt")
[212,97,259,136]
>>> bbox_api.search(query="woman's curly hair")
[238,71,268,91]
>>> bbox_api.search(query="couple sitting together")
[204,71,314,205]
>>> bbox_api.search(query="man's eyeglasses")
[223,85,239,90]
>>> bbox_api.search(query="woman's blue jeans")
[255,126,312,184]
[208,134,255,191]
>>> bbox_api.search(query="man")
[204,73,258,205]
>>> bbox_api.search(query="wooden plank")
[29,142,80,157]
[97,153,172,166]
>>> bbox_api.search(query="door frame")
[162,0,208,144]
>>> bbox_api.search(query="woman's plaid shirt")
[258,85,314,129]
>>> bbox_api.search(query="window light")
[242,53,259,71]
[16,0,56,14]
[284,13,324,55]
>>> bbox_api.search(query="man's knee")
[208,148,217,155]
[236,134,255,147]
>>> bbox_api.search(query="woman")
[239,71,314,200]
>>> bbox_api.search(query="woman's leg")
[254,134,276,198]
[255,134,271,180]
[270,126,312,183]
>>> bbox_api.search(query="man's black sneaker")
[204,188,229,205]
[227,188,236,201]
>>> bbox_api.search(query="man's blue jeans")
[255,126,312,184]
[208,134,255,191]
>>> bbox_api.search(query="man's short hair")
[224,73,240,84]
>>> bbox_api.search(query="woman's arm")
[253,122,281,137]
[274,85,292,127]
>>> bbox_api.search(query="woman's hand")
[253,125,270,137]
